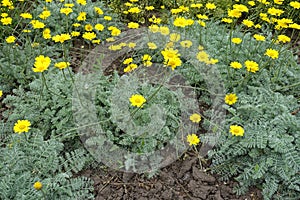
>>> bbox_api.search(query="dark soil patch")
[80,153,262,200]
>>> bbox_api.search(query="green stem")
[41,73,66,98]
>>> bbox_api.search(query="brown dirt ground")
[79,153,262,200]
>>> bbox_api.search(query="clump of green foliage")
[1,71,94,199]
[209,86,300,199]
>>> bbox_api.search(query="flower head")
[54,62,70,70]
[189,113,201,123]
[230,61,242,69]
[253,34,265,41]
[225,93,238,105]
[245,60,259,73]
[232,37,242,44]
[129,94,146,108]
[187,134,200,146]
[32,55,51,73]
[229,125,244,136]
[147,42,157,49]
[128,22,139,29]
[6,35,16,43]
[33,181,43,190]
[265,49,279,59]
[13,120,31,134]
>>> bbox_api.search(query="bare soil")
[79,153,262,200]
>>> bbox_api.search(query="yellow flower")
[169,33,181,42]
[30,20,45,29]
[180,40,193,48]
[147,42,157,49]
[109,44,122,51]
[159,26,170,35]
[290,1,300,9]
[205,3,216,9]
[110,28,121,36]
[13,120,31,134]
[197,51,209,63]
[187,134,200,146]
[52,33,71,43]
[197,14,208,20]
[242,19,254,27]
[221,18,233,23]
[77,0,86,5]
[229,125,244,136]
[142,55,152,66]
[94,7,103,15]
[207,58,219,65]
[149,24,159,33]
[6,35,16,43]
[230,61,242,69]
[20,12,32,19]
[277,18,293,29]
[233,4,249,12]
[73,23,80,27]
[82,32,97,40]
[289,23,300,29]
[245,60,259,73]
[161,48,180,61]
[191,3,203,8]
[142,54,152,62]
[254,24,261,29]
[253,34,265,41]
[60,7,73,15]
[267,7,284,16]
[129,94,146,107]
[39,10,51,20]
[0,90,3,97]
[95,24,104,31]
[128,22,139,29]
[149,15,162,24]
[85,24,93,31]
[189,113,201,123]
[64,3,74,7]
[127,42,136,48]
[124,63,138,72]
[173,17,188,27]
[104,16,112,21]
[228,9,242,18]
[145,6,154,10]
[164,57,182,70]
[277,35,291,43]
[54,61,70,70]
[225,93,238,105]
[128,7,141,14]
[1,17,12,25]
[248,1,255,6]
[77,12,86,21]
[198,20,206,27]
[92,39,101,44]
[42,28,51,39]
[32,55,51,73]
[71,31,80,37]
[124,2,132,6]
[123,57,133,65]
[232,37,242,44]
[171,8,182,15]
[1,13,8,17]
[274,0,284,5]
[265,49,279,59]
[33,181,43,190]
